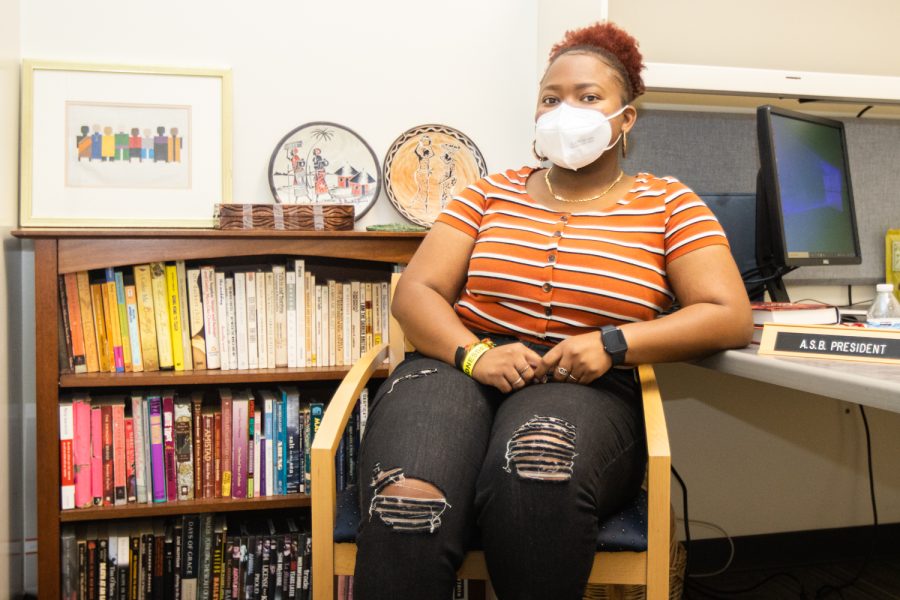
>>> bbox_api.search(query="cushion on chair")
[334,485,649,553]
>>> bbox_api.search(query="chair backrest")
[388,272,412,373]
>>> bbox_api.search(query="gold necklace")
[544,168,624,204]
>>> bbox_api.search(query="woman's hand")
[471,343,543,393]
[533,332,611,384]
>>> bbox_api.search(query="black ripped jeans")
[354,339,646,600]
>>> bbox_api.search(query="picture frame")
[20,61,232,228]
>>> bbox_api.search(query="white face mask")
[534,103,629,171]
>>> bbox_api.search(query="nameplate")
[758,324,900,364]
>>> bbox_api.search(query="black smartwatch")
[600,325,628,366]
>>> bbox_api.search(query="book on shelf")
[265,271,277,369]
[199,265,220,370]
[234,272,250,371]
[124,416,137,503]
[186,267,207,371]
[246,271,259,370]
[273,265,288,368]
[214,410,223,499]
[103,270,126,373]
[124,285,144,373]
[165,264,186,372]
[176,260,194,371]
[220,387,234,498]
[751,301,841,326]
[150,263,175,371]
[112,271,133,373]
[111,401,127,506]
[215,271,231,371]
[287,270,298,368]
[62,273,88,373]
[59,400,75,510]
[133,265,160,372]
[225,276,239,373]
[174,396,194,501]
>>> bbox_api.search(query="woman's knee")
[367,464,451,534]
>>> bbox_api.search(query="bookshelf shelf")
[13,229,423,598]
[59,494,311,522]
[59,364,390,388]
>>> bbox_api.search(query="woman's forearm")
[391,281,480,365]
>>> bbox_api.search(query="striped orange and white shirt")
[434,166,729,346]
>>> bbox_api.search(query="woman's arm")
[391,222,481,365]
[534,244,752,383]
[619,244,753,364]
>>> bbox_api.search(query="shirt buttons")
[548,254,556,263]
[560,215,569,223]
[544,307,552,317]
[552,231,562,238]
[542,283,552,292]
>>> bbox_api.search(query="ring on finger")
[557,366,569,377]
[513,375,524,385]
[567,374,578,382]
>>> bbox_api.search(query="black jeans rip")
[385,368,438,394]
[368,463,450,533]
[503,415,578,481]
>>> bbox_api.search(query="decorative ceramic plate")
[268,121,380,220]
[383,124,488,227]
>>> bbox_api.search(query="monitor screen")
[756,105,862,268]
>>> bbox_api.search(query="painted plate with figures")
[267,121,381,220]
[383,124,488,227]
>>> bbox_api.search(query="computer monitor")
[755,105,862,302]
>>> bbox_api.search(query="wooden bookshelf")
[14,228,424,599]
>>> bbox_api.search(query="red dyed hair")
[548,22,646,102]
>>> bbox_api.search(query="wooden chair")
[311,275,671,599]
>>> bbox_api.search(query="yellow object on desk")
[888,229,900,302]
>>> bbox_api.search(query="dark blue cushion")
[334,485,649,553]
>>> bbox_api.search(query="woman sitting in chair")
[355,21,752,600]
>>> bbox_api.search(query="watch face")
[602,326,628,364]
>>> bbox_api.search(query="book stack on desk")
[750,302,841,344]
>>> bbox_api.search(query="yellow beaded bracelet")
[461,340,495,377]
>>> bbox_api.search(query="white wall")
[0,0,24,594]
[21,0,539,225]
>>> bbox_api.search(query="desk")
[692,347,900,414]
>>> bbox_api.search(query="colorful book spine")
[141,396,153,506]
[148,394,167,503]
[63,273,87,373]
[252,407,261,498]
[274,394,285,495]
[165,264,186,371]
[372,280,382,346]
[263,393,275,496]
[162,391,177,501]
[112,402,127,505]
[283,387,301,494]
[308,403,324,495]
[149,262,175,370]
[174,398,195,501]
[220,388,233,498]
[102,275,125,372]
[214,411,222,498]
[133,264,160,372]
[113,271,133,372]
[130,393,148,505]
[186,267,207,370]
[231,394,249,499]
[58,276,74,371]
[199,265,220,370]
[90,282,112,373]
[306,272,316,366]
[124,416,137,503]
[101,403,114,505]
[59,400,75,509]
[247,397,256,498]
[72,394,93,508]
[176,260,194,371]
[192,391,204,499]
[75,271,100,373]
[201,409,215,499]
[124,285,144,372]
[246,271,259,370]
[180,515,199,599]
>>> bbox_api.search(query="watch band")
[600,325,628,367]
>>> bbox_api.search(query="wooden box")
[214,203,354,231]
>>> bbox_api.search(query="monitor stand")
[761,264,790,303]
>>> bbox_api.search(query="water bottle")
[866,283,900,328]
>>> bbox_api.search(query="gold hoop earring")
[622,131,628,158]
[532,140,547,162]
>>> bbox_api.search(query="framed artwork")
[20,61,232,227]
[268,122,380,220]
[383,124,488,227]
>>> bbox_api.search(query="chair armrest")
[637,363,671,600]
[311,342,389,600]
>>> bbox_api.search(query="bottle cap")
[876,283,895,292]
